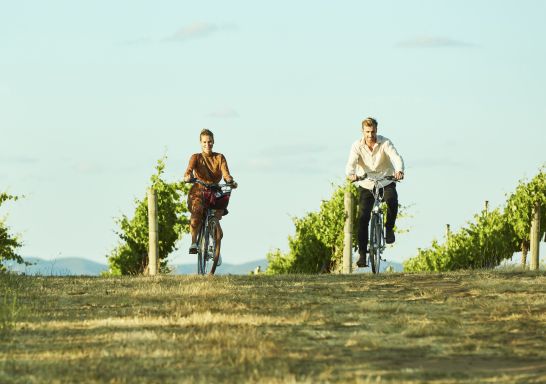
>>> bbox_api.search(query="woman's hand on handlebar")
[394,171,404,181]
[184,177,236,189]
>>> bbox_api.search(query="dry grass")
[0,271,545,383]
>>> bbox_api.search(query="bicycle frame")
[355,173,395,274]
[189,179,234,275]
[196,206,217,275]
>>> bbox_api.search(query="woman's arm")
[184,154,198,182]
[220,154,234,183]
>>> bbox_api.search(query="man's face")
[363,125,377,144]
[200,135,214,154]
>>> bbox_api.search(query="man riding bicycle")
[345,117,404,268]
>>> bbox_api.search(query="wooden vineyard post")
[529,202,541,271]
[521,242,529,270]
[343,188,354,274]
[148,188,159,276]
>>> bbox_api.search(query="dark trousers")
[358,183,398,256]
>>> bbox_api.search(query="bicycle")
[188,178,235,275]
[355,173,397,274]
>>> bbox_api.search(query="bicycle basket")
[203,189,231,209]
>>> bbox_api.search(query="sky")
[1,0,545,269]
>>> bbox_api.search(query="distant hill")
[4,257,268,276]
[175,259,403,275]
[4,257,401,276]
[5,257,109,276]
[174,259,268,275]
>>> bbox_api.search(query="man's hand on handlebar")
[348,172,404,182]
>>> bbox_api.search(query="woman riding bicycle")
[183,129,237,255]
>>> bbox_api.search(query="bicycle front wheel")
[370,213,382,274]
[206,217,220,275]
[197,221,208,275]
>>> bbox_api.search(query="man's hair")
[200,129,214,141]
[362,117,378,130]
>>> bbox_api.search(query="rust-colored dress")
[184,152,233,218]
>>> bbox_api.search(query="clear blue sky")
[1,1,545,267]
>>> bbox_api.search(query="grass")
[0,292,18,337]
[0,271,545,383]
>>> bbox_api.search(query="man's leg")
[383,183,399,244]
[357,187,374,266]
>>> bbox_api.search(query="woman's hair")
[362,117,378,130]
[200,129,214,141]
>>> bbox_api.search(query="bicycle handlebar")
[187,178,237,190]
[354,173,397,182]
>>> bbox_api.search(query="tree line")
[1,164,543,274]
[105,157,190,275]
[0,193,23,272]
[404,167,545,272]
[0,157,191,275]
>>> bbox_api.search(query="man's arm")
[345,142,360,181]
[384,140,405,180]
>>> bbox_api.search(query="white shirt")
[345,135,405,190]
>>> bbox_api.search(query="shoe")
[386,229,395,244]
[216,254,222,267]
[189,243,198,254]
[356,254,368,268]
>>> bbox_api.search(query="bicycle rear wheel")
[370,214,382,274]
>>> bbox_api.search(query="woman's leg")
[188,190,204,246]
[190,214,203,244]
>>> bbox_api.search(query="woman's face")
[200,135,214,154]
